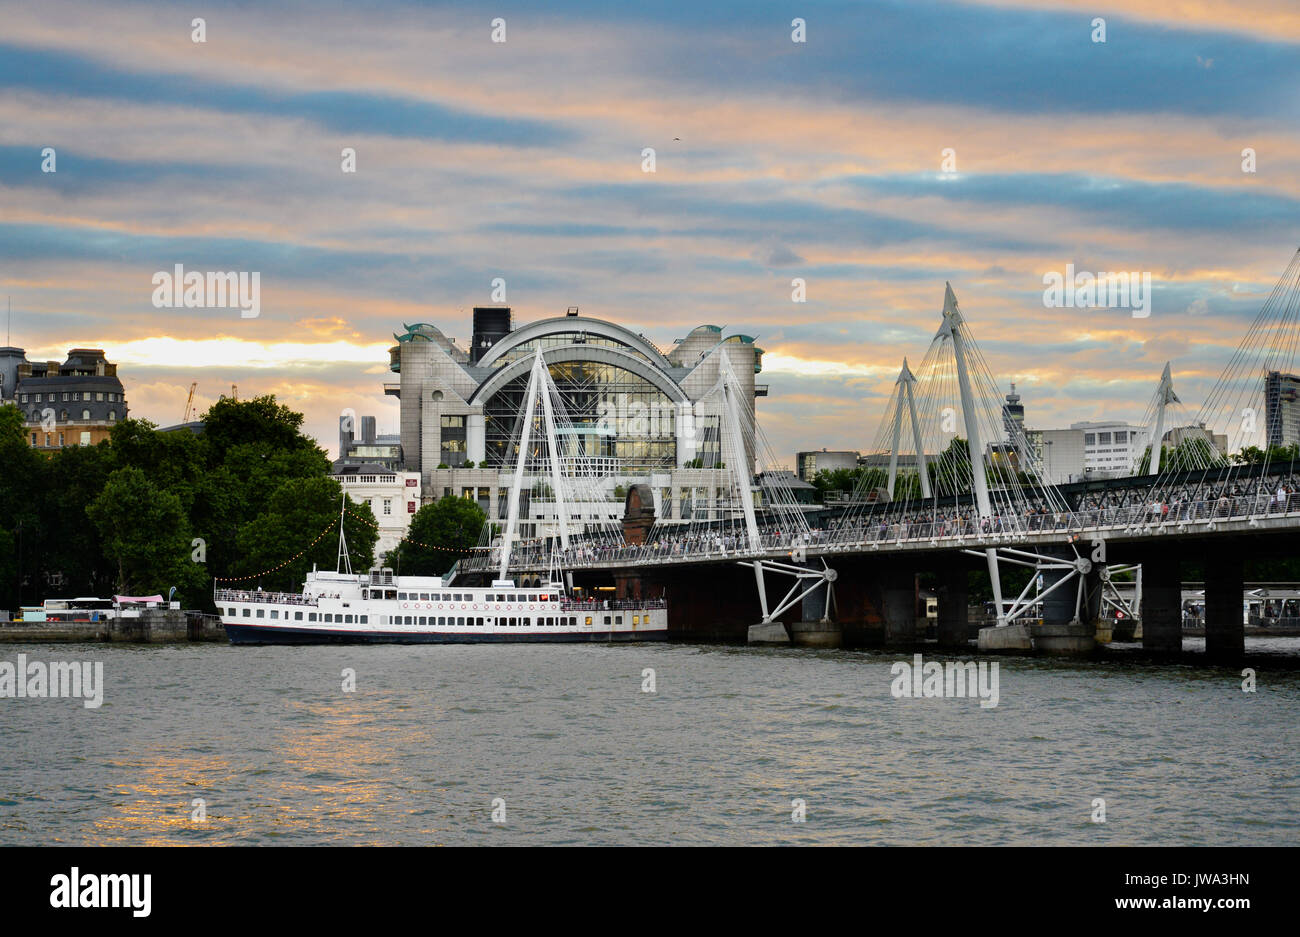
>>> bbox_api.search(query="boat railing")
[559,598,668,611]
[214,589,318,606]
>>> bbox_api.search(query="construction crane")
[182,382,197,423]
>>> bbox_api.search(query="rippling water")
[2,639,1298,845]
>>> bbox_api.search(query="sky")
[2,0,1299,463]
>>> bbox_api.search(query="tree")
[389,497,486,577]
[200,395,323,462]
[0,404,48,610]
[1135,436,1229,474]
[87,466,208,601]
[233,477,377,593]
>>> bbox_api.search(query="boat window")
[476,618,484,626]
[361,590,368,600]
[227,608,235,616]
[454,617,462,626]
[360,616,368,624]
[616,616,622,624]
[308,613,317,622]
[294,612,303,621]
[584,617,592,626]
[603,616,611,625]
[419,593,430,601]
[345,615,354,624]
[632,616,639,625]
[242,609,251,617]
[256,609,265,618]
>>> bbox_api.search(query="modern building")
[795,449,860,482]
[3,348,128,451]
[1025,428,1087,485]
[1161,424,1228,457]
[334,414,403,473]
[756,468,819,506]
[382,308,767,532]
[1264,370,1300,449]
[332,462,423,559]
[1069,420,1150,478]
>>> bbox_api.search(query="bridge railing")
[460,491,1300,572]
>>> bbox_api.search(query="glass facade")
[491,332,659,367]
[483,361,677,472]
[440,414,467,466]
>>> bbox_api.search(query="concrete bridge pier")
[1032,547,1098,655]
[1140,554,1182,653]
[1204,554,1245,659]
[881,566,917,646]
[936,564,969,647]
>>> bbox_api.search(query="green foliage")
[0,394,354,613]
[1236,444,1300,465]
[200,394,317,459]
[87,466,207,600]
[234,477,377,592]
[1135,437,1230,475]
[389,497,486,577]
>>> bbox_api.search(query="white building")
[1025,428,1087,485]
[1069,421,1150,478]
[334,463,423,559]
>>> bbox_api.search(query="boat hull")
[224,622,671,645]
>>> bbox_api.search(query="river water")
[2,639,1298,845]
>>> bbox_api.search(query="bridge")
[454,249,1300,658]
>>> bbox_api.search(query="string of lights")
[210,517,341,583]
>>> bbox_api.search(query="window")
[242,609,251,617]
[1085,434,1096,445]
[604,615,611,625]
[633,615,640,625]
[294,612,303,621]
[58,433,64,447]
[34,393,41,403]
[81,409,90,420]
[270,610,279,619]
[96,392,104,402]
[30,433,36,445]
[108,410,116,422]
[309,613,318,621]
[256,609,265,618]
[383,499,392,515]
[584,617,592,626]
[360,616,368,624]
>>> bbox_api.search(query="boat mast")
[335,491,353,576]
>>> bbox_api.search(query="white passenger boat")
[216,568,668,644]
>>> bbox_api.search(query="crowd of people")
[458,471,1300,572]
